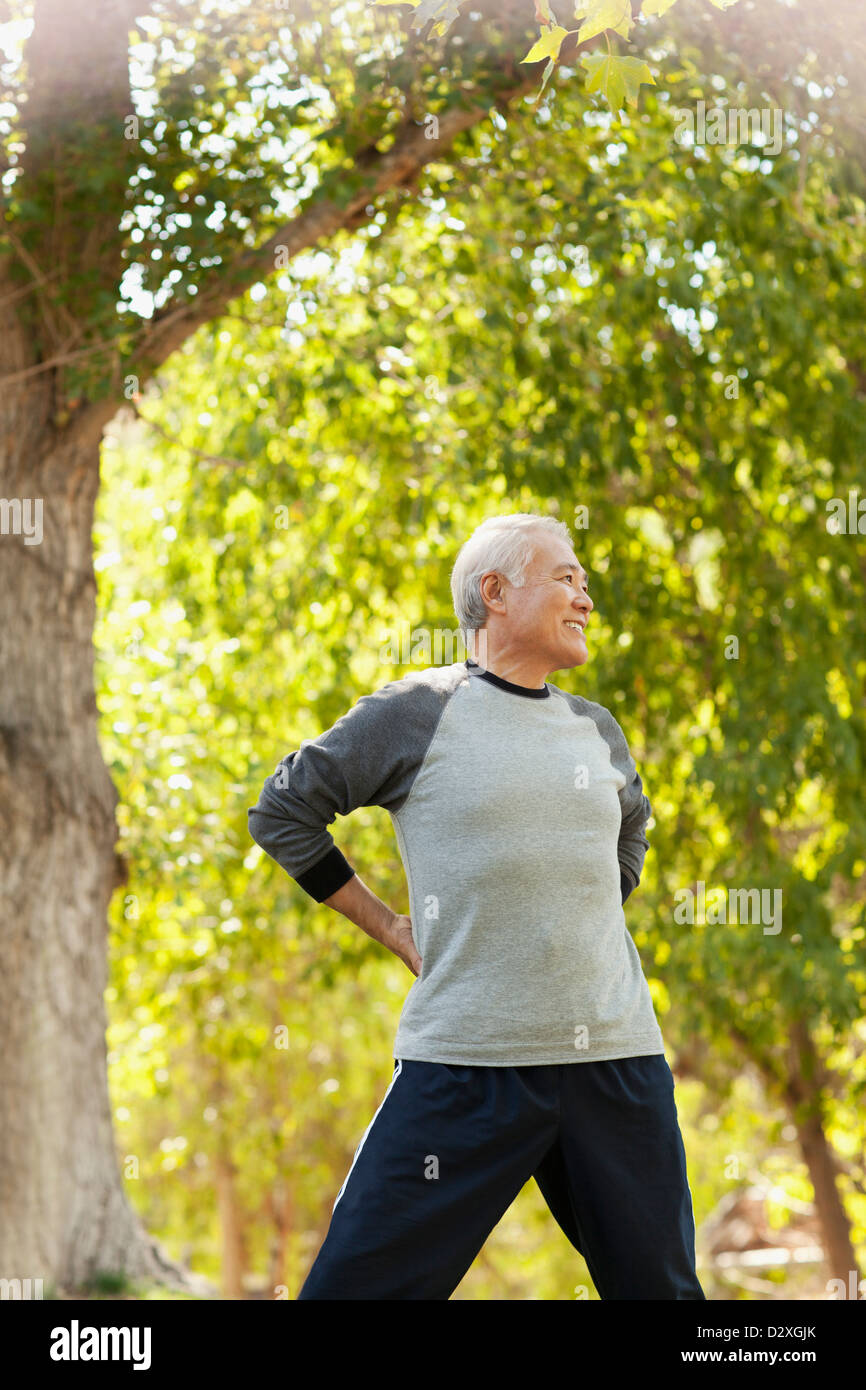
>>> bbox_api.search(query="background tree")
[103,26,865,1293]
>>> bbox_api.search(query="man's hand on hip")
[384,913,422,977]
[323,874,422,977]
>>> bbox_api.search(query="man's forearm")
[323,872,398,949]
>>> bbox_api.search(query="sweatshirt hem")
[392,1037,666,1067]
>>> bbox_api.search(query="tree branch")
[131,69,540,378]
[127,400,250,471]
[0,334,119,388]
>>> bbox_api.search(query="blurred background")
[1,0,864,1299]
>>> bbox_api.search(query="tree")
[0,0,549,1293]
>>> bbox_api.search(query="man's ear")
[480,571,505,612]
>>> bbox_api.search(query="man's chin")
[550,648,589,675]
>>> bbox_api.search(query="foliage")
[93,40,866,1291]
[371,0,737,110]
[1,0,863,1295]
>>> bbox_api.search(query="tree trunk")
[0,331,199,1291]
[214,1153,248,1299]
[784,1022,860,1288]
[266,1185,294,1298]
[708,1021,860,1292]
[0,0,538,1295]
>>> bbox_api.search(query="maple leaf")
[580,51,656,112]
[576,0,634,44]
[522,24,578,64]
[642,0,679,16]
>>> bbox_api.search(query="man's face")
[486,531,594,674]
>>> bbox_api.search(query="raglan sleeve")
[611,715,652,906]
[247,681,417,903]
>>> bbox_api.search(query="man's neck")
[467,651,548,690]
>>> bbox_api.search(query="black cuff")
[620,869,635,905]
[295,846,355,902]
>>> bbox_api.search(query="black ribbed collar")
[465,659,550,698]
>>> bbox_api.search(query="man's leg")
[298,1058,559,1300]
[536,1054,704,1300]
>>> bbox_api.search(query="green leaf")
[535,55,557,104]
[576,0,634,44]
[581,51,656,111]
[410,0,462,36]
[521,25,577,64]
[642,0,679,16]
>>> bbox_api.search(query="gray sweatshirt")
[247,659,665,1066]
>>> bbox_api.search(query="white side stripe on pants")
[332,1060,404,1214]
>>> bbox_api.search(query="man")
[247,512,704,1300]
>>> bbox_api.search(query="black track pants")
[297,1053,704,1301]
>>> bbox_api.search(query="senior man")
[247,512,704,1301]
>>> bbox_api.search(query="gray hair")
[451,513,573,634]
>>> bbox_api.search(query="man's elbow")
[247,805,282,855]
[620,869,636,905]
